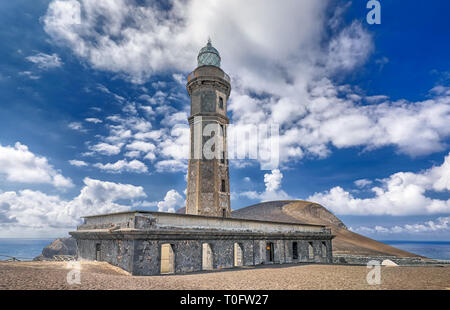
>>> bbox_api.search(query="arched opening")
[308,242,314,260]
[202,243,213,270]
[160,243,175,274]
[234,243,243,267]
[266,242,274,263]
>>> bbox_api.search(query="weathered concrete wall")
[75,235,334,276]
[77,238,135,273]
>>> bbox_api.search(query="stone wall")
[75,233,333,276]
[333,254,450,266]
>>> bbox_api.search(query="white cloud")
[354,179,373,188]
[308,153,450,216]
[264,169,283,192]
[241,169,290,201]
[19,71,40,80]
[0,177,146,237]
[43,0,450,166]
[352,216,450,235]
[26,52,62,69]
[85,117,102,124]
[68,122,85,132]
[90,142,122,156]
[68,159,88,167]
[156,189,184,213]
[325,21,373,72]
[126,141,155,153]
[0,142,73,188]
[94,159,148,174]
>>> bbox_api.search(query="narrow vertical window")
[219,97,224,109]
[221,179,226,192]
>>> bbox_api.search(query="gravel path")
[0,261,449,290]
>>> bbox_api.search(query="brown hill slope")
[232,200,420,257]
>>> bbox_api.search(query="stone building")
[70,41,334,276]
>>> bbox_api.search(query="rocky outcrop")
[34,237,77,261]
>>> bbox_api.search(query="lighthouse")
[185,40,231,217]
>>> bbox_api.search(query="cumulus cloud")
[90,142,122,156]
[156,189,184,213]
[0,178,146,237]
[26,52,62,69]
[0,142,73,188]
[94,159,148,174]
[308,153,450,216]
[241,169,290,202]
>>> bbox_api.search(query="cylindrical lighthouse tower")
[185,40,231,217]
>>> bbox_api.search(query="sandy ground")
[0,261,449,290]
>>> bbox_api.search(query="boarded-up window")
[234,243,243,267]
[292,242,298,260]
[322,242,327,258]
[160,244,175,274]
[202,243,213,270]
[308,242,314,260]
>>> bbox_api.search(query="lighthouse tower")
[185,40,231,217]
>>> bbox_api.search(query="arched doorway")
[202,243,213,270]
[160,243,175,274]
[234,243,243,267]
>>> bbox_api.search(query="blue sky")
[0,0,449,240]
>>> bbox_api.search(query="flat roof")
[82,210,327,229]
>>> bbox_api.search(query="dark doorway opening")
[292,242,298,260]
[266,242,274,262]
[95,243,101,261]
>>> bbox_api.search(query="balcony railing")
[187,70,230,83]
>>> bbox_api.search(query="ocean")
[0,239,54,261]
[0,239,449,261]
[382,240,450,261]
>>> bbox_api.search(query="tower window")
[221,179,226,192]
[221,152,225,164]
[222,209,226,218]
[219,97,224,109]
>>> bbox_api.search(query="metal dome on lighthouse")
[197,38,221,68]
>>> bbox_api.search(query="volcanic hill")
[230,200,419,257]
